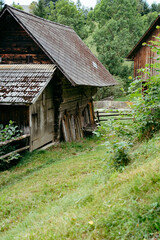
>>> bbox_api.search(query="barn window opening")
[92,61,98,69]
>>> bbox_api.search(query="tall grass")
[0,135,160,239]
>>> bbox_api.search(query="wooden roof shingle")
[0,5,117,87]
[0,64,56,104]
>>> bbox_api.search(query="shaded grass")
[1,135,160,239]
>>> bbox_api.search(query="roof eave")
[0,102,31,106]
[127,15,160,60]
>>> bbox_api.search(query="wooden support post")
[97,111,100,122]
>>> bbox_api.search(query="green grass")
[1,135,160,239]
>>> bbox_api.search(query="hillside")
[1,134,160,239]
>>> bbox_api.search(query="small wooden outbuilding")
[127,15,160,80]
[0,5,117,151]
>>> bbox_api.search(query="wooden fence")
[0,134,30,160]
[95,110,133,123]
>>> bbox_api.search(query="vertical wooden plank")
[62,118,70,142]
[69,115,76,141]
[88,101,95,125]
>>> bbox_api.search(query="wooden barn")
[0,5,117,151]
[127,15,160,80]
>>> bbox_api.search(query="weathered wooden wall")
[0,11,97,146]
[59,75,96,142]
[0,12,52,64]
[134,28,160,80]
[0,105,30,134]
[29,79,55,151]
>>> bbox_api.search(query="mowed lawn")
[1,136,160,239]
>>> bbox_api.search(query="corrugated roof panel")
[0,64,56,104]
[3,5,117,87]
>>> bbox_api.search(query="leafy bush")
[106,140,132,170]
[129,31,160,139]
[0,121,22,170]
[94,119,134,169]
[0,120,21,142]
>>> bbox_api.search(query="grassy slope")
[1,136,160,239]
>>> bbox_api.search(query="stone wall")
[94,101,132,110]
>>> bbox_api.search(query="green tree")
[93,0,144,77]
[0,0,4,11]
[76,0,81,10]
[29,1,37,14]
[138,0,150,15]
[33,0,46,18]
[142,11,159,30]
[151,3,160,13]
[12,2,24,10]
[47,0,88,39]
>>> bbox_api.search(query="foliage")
[94,117,134,169]
[12,3,24,10]
[0,121,22,170]
[151,3,160,12]
[138,0,150,15]
[33,0,89,39]
[45,0,58,6]
[29,1,38,14]
[129,32,160,139]
[92,0,144,78]
[0,120,21,142]
[94,75,128,100]
[0,0,4,11]
[33,0,46,18]
[106,140,131,170]
[141,11,160,31]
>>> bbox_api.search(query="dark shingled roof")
[0,64,56,104]
[0,5,117,87]
[127,15,160,60]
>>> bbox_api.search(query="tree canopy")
[32,0,88,39]
[12,3,24,11]
[92,0,145,76]
[0,0,4,11]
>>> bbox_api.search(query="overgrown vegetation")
[94,31,160,170]
[1,131,160,239]
[129,29,160,139]
[0,121,22,170]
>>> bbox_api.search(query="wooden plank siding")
[134,28,160,80]
[29,79,55,151]
[59,77,96,141]
[0,12,52,64]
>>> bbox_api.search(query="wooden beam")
[0,134,30,147]
[0,146,30,160]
